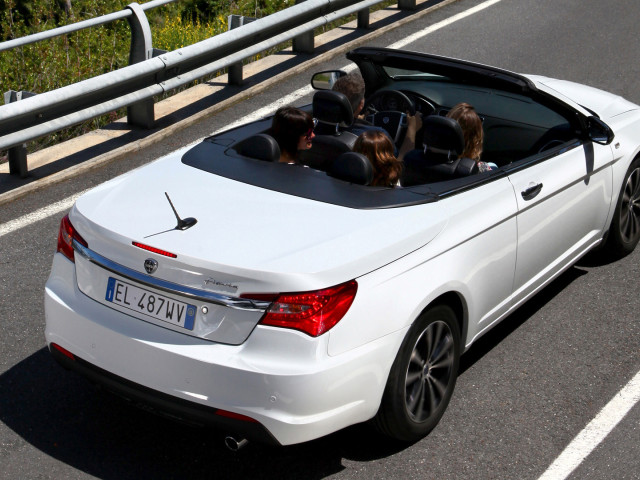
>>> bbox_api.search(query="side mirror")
[311,70,347,90]
[586,116,614,145]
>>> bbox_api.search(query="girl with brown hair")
[353,130,402,187]
[446,102,496,172]
[353,112,422,187]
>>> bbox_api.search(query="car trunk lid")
[69,150,447,343]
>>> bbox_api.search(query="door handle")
[521,183,543,201]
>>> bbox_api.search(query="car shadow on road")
[1,266,591,478]
[0,348,414,479]
[459,265,588,375]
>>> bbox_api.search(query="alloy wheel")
[404,320,455,422]
[619,167,640,243]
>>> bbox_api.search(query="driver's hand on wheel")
[398,112,423,162]
[407,112,422,133]
[406,112,423,139]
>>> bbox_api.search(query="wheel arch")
[418,290,468,349]
[603,149,640,238]
[604,112,640,228]
[372,290,464,441]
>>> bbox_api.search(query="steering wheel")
[531,123,574,154]
[363,90,416,144]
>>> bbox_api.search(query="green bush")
[0,1,302,95]
[0,0,296,152]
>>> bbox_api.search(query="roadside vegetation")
[0,0,291,152]
[0,1,290,93]
[0,0,391,155]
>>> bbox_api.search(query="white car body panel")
[525,74,638,120]
[71,152,447,294]
[45,255,406,445]
[329,177,518,355]
[508,143,613,305]
[44,48,640,446]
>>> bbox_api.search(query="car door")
[507,141,613,306]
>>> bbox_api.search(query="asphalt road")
[1,0,639,478]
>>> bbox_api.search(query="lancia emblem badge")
[144,258,158,274]
[383,116,390,124]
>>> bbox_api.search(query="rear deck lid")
[69,147,447,343]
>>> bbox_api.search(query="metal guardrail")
[0,0,420,176]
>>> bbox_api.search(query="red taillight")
[56,215,88,262]
[244,280,358,337]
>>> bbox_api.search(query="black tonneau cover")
[182,137,439,209]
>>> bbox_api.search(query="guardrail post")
[292,0,314,53]
[398,0,417,10]
[3,90,36,177]
[126,2,155,129]
[357,8,370,29]
[228,15,256,86]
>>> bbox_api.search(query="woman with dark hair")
[446,102,496,172]
[270,106,315,164]
[353,130,402,187]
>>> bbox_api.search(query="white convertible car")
[45,47,640,448]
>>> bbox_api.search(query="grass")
[0,0,399,158]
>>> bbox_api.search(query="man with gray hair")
[332,71,421,155]
[332,71,393,139]
[332,72,367,117]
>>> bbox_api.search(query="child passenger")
[353,130,402,187]
[446,102,496,172]
[353,112,422,187]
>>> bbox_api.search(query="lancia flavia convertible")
[45,47,640,448]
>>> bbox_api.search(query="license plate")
[105,277,196,330]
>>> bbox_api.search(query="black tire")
[374,304,460,442]
[606,156,640,258]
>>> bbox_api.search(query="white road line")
[209,86,313,135]
[210,64,358,135]
[387,0,502,50]
[0,189,89,239]
[538,369,640,480]
[0,0,501,235]
[216,0,503,133]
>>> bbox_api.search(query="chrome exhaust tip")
[224,436,249,451]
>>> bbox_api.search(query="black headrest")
[400,149,479,187]
[313,90,354,126]
[234,133,280,162]
[327,152,374,185]
[422,115,464,156]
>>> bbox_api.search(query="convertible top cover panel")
[182,137,443,209]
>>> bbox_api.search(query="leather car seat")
[402,115,478,186]
[233,133,281,162]
[327,151,374,185]
[298,90,358,171]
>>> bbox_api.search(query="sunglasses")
[305,119,318,141]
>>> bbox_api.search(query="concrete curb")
[0,0,457,207]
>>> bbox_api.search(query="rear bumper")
[49,343,279,445]
[45,254,403,445]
